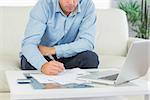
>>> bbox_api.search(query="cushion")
[98,55,126,69]
[0,55,20,92]
[0,93,10,100]
[95,9,129,56]
[0,7,30,56]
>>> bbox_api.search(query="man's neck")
[65,12,71,16]
[63,8,77,16]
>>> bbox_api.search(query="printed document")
[30,68,89,84]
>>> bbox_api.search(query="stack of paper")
[30,68,90,84]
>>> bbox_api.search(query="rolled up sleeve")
[21,0,49,70]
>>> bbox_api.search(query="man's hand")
[41,61,65,75]
[38,45,56,56]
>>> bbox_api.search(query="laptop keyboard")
[98,74,119,81]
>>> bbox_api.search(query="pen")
[48,55,56,61]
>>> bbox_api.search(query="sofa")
[0,7,148,99]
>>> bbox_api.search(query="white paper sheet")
[30,68,90,84]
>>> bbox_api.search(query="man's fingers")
[43,66,60,75]
[46,69,59,75]
[41,61,65,75]
[50,61,65,70]
[49,65,63,73]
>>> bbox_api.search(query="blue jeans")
[20,51,99,70]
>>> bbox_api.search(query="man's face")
[59,0,78,14]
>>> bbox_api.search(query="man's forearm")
[54,38,94,58]
[49,47,56,55]
[22,44,48,70]
[38,45,56,56]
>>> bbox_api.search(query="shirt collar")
[56,0,81,15]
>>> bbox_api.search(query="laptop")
[78,41,150,85]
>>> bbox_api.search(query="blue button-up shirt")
[21,0,96,70]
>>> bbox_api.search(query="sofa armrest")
[127,37,146,50]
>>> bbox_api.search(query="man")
[21,0,99,75]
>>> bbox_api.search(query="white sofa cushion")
[0,55,20,69]
[0,8,30,91]
[0,93,10,100]
[0,55,20,92]
[99,55,126,69]
[0,7,30,56]
[95,9,129,56]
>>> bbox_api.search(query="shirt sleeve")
[54,1,96,58]
[21,0,49,70]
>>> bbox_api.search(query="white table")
[6,70,150,100]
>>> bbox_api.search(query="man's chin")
[66,10,75,13]
[66,7,76,12]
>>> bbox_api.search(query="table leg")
[145,95,150,100]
